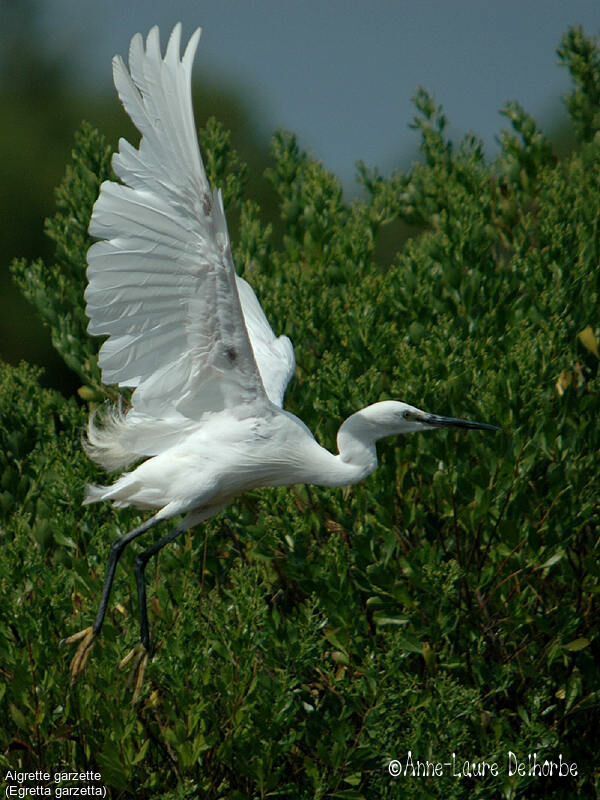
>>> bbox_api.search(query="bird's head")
[357,400,499,439]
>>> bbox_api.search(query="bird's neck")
[334,410,379,483]
[275,408,379,489]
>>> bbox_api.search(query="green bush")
[2,25,599,800]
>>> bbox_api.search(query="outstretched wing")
[235,276,295,407]
[85,24,294,418]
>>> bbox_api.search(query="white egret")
[61,24,498,698]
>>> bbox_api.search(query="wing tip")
[183,26,202,68]
[145,24,161,53]
[143,23,202,68]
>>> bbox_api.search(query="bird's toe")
[60,626,97,683]
[119,642,149,705]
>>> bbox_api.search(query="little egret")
[61,24,498,699]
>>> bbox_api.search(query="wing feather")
[86,24,295,420]
[235,277,295,407]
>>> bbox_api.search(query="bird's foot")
[119,642,149,704]
[60,626,97,683]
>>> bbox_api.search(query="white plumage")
[84,25,297,495]
[63,24,497,698]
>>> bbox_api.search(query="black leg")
[134,520,188,650]
[61,513,163,682]
[91,515,163,636]
[63,503,223,694]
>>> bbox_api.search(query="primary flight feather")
[63,24,497,700]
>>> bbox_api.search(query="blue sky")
[35,1,600,191]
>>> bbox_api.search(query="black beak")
[417,413,500,432]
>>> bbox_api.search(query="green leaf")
[563,638,591,651]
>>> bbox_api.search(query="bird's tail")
[83,402,140,472]
[83,482,113,505]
